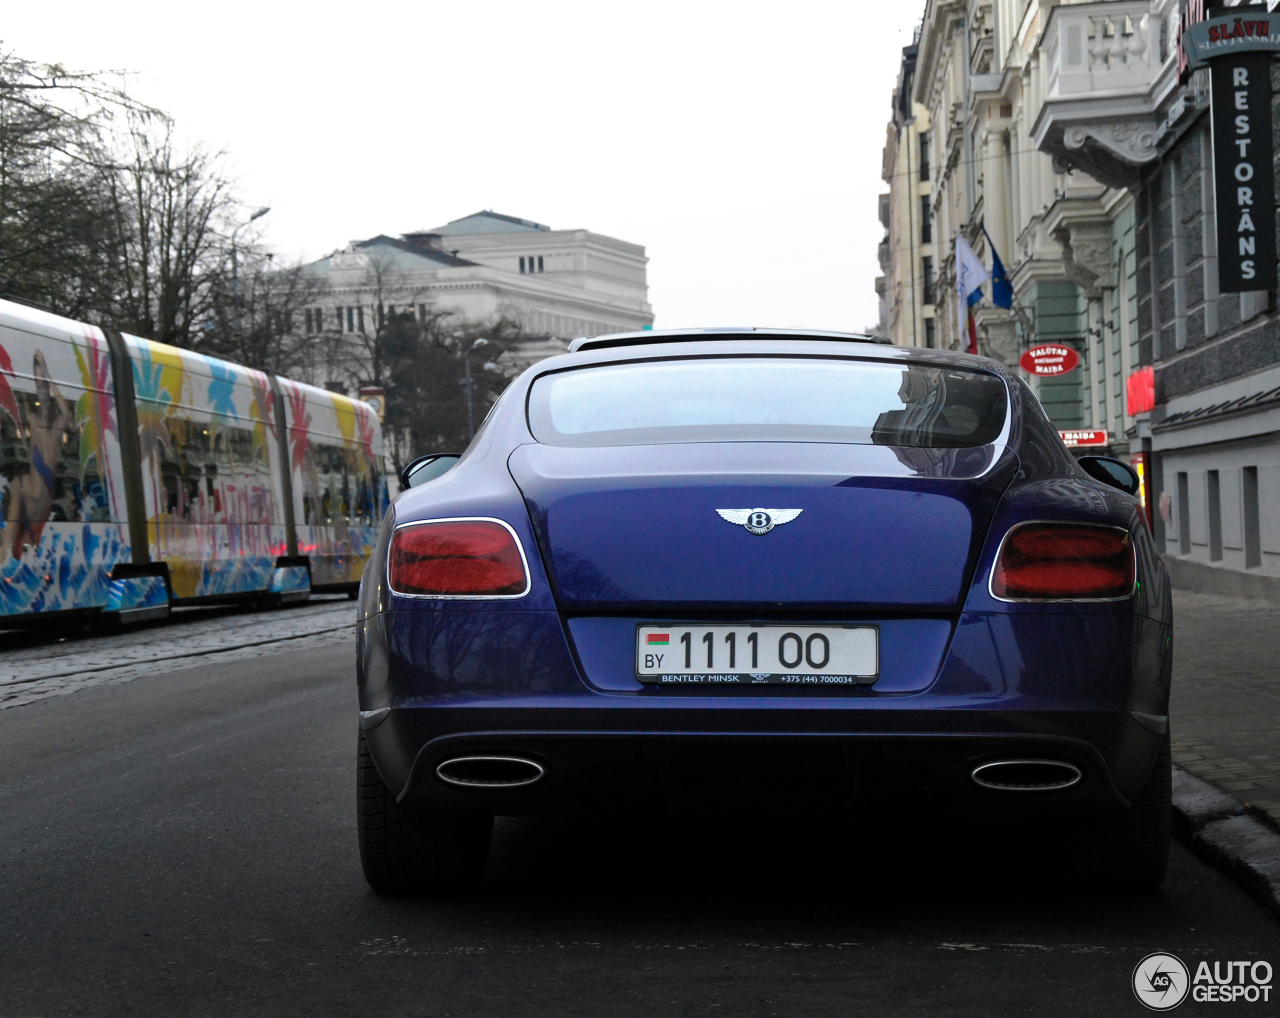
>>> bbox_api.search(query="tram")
[0,297,389,627]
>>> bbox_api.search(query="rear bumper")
[359,605,1173,817]
[363,703,1162,817]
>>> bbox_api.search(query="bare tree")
[98,115,236,347]
[201,249,326,376]
[380,313,526,468]
[0,50,160,317]
[1,49,311,371]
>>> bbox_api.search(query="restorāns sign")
[1184,7,1280,292]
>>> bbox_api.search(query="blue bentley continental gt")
[355,329,1172,894]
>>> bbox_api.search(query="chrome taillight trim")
[386,516,532,600]
[987,519,1137,603]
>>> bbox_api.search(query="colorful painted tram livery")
[0,297,389,626]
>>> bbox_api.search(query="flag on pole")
[983,226,1014,309]
[956,235,989,355]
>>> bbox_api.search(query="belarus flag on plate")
[646,633,670,645]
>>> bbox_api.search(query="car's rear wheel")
[356,730,492,894]
[1089,731,1171,893]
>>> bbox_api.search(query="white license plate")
[635,624,878,685]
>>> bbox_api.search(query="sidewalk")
[1170,590,1280,828]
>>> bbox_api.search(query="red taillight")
[389,520,527,596]
[991,523,1134,600]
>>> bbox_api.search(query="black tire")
[1090,731,1171,893]
[356,730,492,894]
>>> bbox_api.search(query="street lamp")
[231,206,271,339]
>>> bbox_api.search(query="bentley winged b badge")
[716,508,803,536]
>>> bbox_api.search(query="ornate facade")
[878,0,1160,451]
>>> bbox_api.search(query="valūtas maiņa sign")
[1184,7,1280,292]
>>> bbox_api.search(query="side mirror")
[400,453,461,490]
[1077,455,1140,496]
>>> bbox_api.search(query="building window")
[305,308,314,334]
[538,255,544,272]
[1177,472,1191,555]
[347,307,355,332]
[920,197,932,244]
[357,306,365,333]
[922,256,935,305]
[519,257,526,273]
[1206,470,1222,561]
[924,317,936,349]
[919,132,930,182]
[1243,466,1261,568]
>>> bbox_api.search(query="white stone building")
[297,210,653,380]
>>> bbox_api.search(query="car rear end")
[356,334,1172,890]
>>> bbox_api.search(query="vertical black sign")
[1212,52,1277,292]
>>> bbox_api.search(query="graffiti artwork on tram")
[0,327,130,615]
[130,337,287,599]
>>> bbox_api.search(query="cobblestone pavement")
[0,598,357,709]
[1170,590,1280,827]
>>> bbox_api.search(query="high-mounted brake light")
[991,523,1134,600]
[389,520,528,597]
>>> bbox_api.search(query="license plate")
[635,624,878,685]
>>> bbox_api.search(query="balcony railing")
[1044,1,1160,100]
[1032,0,1180,189]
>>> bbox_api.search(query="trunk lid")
[509,442,1015,610]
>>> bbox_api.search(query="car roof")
[567,327,890,353]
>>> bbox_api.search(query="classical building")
[879,33,938,349]
[879,0,1280,595]
[878,0,1149,451]
[1033,0,1280,597]
[297,210,653,383]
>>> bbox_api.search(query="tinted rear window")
[528,358,1007,448]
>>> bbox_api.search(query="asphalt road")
[1,633,1277,1017]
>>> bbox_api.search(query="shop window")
[1177,472,1191,554]
[1207,470,1222,560]
[1243,466,1261,568]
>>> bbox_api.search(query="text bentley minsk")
[356,329,1172,894]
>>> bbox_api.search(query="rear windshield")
[528,357,1007,448]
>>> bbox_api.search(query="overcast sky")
[6,1,923,332]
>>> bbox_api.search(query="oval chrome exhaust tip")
[971,759,1082,791]
[436,756,545,788]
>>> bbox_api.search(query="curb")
[1172,765,1280,918]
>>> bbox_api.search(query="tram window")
[156,418,268,522]
[0,387,112,526]
[301,441,378,527]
